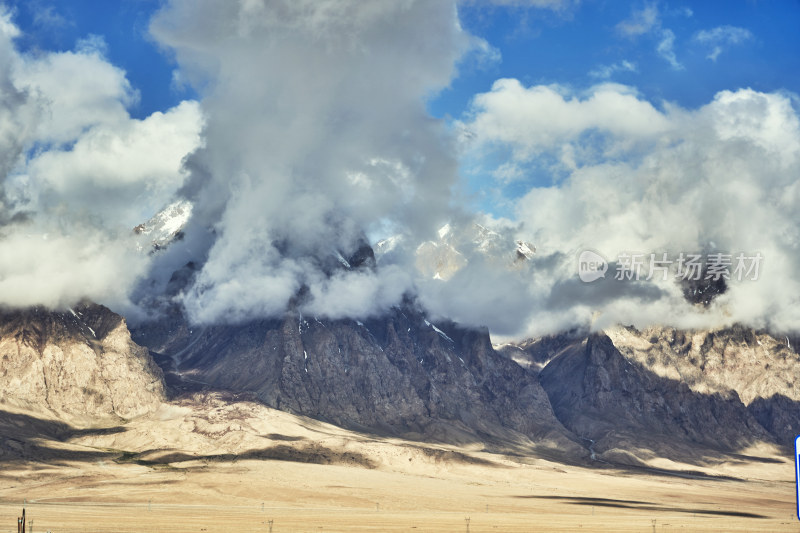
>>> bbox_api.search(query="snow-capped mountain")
[134,199,193,251]
[376,222,536,281]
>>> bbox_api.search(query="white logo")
[578,250,608,283]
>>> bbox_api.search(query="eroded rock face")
[0,303,165,420]
[539,334,771,455]
[605,325,800,406]
[602,325,800,447]
[501,324,800,449]
[133,306,578,452]
[748,394,800,446]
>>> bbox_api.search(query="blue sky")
[440,1,800,116]
[6,0,192,119]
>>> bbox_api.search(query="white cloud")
[149,0,473,324]
[0,14,38,188]
[14,46,136,143]
[0,7,20,39]
[1,0,793,344]
[27,101,203,225]
[464,36,502,69]
[614,4,685,72]
[694,25,753,61]
[0,225,150,310]
[656,29,683,70]
[0,14,204,312]
[461,79,669,161]
[616,3,660,37]
[302,265,412,320]
[589,60,637,79]
[24,1,71,30]
[455,82,800,337]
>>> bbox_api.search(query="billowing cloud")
[462,80,669,156]
[694,25,753,61]
[456,80,800,338]
[0,10,204,311]
[148,0,474,324]
[0,225,149,310]
[14,44,136,143]
[303,265,413,321]
[27,100,202,223]
[457,79,670,188]
[1,1,797,344]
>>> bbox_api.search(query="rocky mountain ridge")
[509,325,800,452]
[1,296,797,471]
[0,303,165,424]
[132,303,582,458]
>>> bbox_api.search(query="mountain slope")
[132,305,582,457]
[0,303,165,423]
[603,325,800,406]
[539,333,772,465]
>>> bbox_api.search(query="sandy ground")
[0,396,797,532]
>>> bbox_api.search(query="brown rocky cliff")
[0,303,165,421]
[133,307,580,453]
[538,332,775,462]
